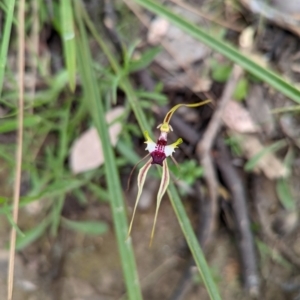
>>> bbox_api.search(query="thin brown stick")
[216,137,260,295]
[196,65,243,242]
[7,0,25,299]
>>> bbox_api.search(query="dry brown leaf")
[239,26,255,50]
[246,84,275,137]
[241,0,300,36]
[154,25,210,71]
[236,133,288,179]
[70,106,124,174]
[147,18,169,45]
[222,100,259,133]
[280,114,300,149]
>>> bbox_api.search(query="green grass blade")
[15,217,50,251]
[61,218,109,235]
[168,183,221,300]
[0,115,41,133]
[133,0,300,104]
[60,0,76,91]
[74,2,142,299]
[81,6,221,299]
[276,179,295,211]
[0,0,16,96]
[244,139,287,171]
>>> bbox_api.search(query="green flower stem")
[167,182,221,300]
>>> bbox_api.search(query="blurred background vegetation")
[0,0,300,299]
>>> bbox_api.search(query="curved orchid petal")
[163,99,211,125]
[126,153,150,191]
[128,101,211,244]
[127,157,152,239]
[149,159,170,246]
[164,138,183,157]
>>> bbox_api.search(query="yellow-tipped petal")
[149,159,170,247]
[143,130,154,143]
[171,138,183,147]
[144,130,157,154]
[127,157,152,239]
[165,138,183,157]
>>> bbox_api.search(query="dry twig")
[7,1,25,299]
[196,64,243,244]
[216,137,260,295]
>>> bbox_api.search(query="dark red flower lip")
[151,151,166,165]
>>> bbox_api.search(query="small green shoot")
[256,239,292,270]
[15,217,51,251]
[244,140,287,172]
[211,59,232,83]
[126,46,162,73]
[276,179,295,211]
[170,159,203,195]
[224,135,243,156]
[61,218,109,235]
[233,77,249,101]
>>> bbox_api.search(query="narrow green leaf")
[211,61,232,83]
[276,179,295,211]
[17,178,90,209]
[60,0,76,91]
[135,90,168,104]
[134,0,300,104]
[233,77,248,101]
[167,182,221,300]
[116,139,141,165]
[0,0,16,97]
[87,182,110,202]
[50,196,64,236]
[62,218,108,235]
[4,210,25,237]
[0,115,41,133]
[244,140,287,172]
[127,47,161,72]
[16,218,50,250]
[256,239,292,270]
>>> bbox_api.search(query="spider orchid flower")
[127,100,211,246]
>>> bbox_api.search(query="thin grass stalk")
[60,0,76,91]
[0,0,16,96]
[167,183,221,300]
[133,0,300,104]
[74,2,142,299]
[7,0,25,299]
